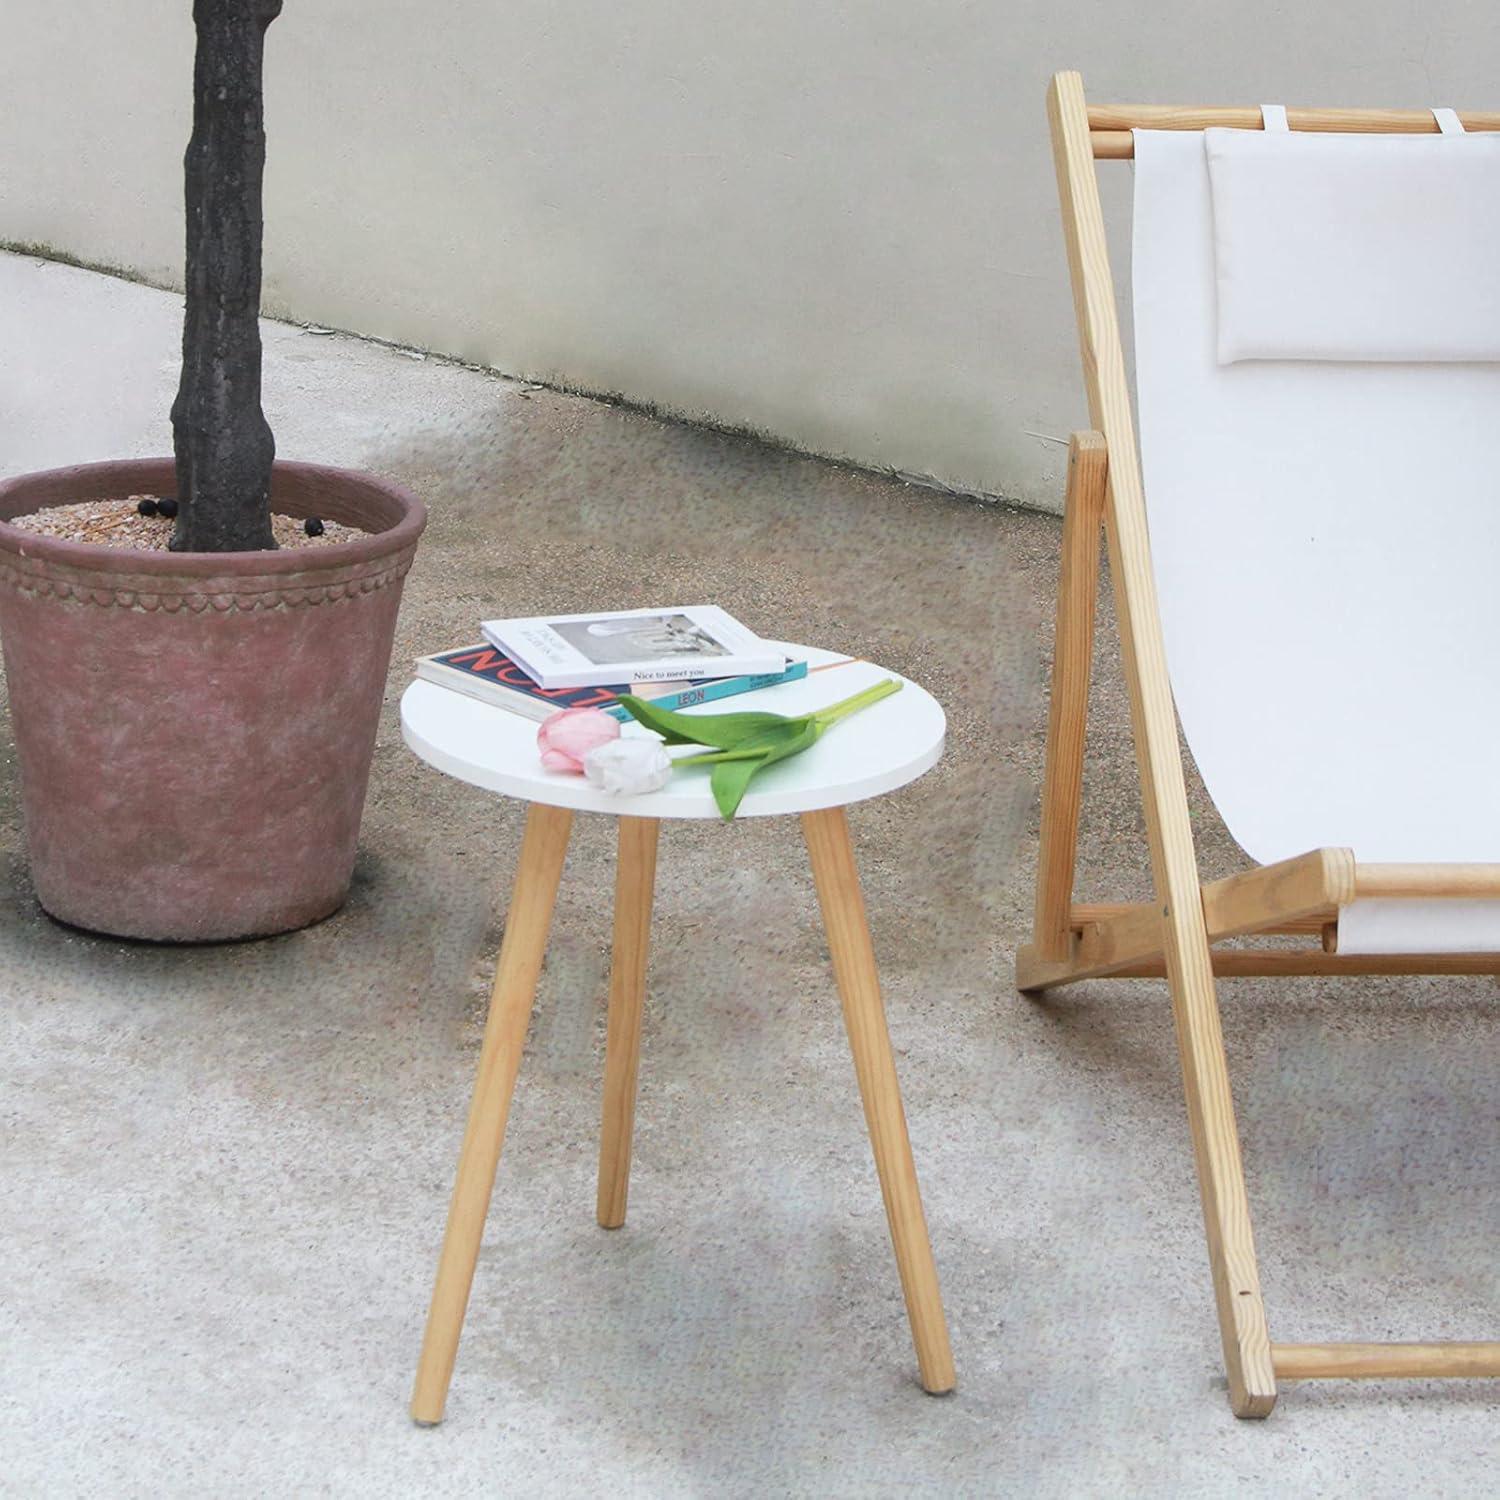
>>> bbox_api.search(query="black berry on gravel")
[157,497,180,519]
[136,498,159,517]
[304,517,325,537]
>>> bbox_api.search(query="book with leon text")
[415,643,808,723]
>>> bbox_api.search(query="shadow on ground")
[2,278,1497,1496]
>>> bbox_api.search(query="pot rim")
[0,458,426,578]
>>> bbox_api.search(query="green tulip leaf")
[673,721,811,766]
[708,720,820,819]
[616,694,793,749]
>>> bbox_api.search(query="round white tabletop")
[400,644,945,819]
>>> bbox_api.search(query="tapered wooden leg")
[1030,430,1106,966]
[802,807,956,1395]
[410,803,573,1426]
[1161,938,1278,1418]
[596,816,659,1228]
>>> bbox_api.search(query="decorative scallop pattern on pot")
[0,551,416,612]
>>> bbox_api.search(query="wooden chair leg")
[1031,429,1107,964]
[1049,67,1277,1419]
[410,803,573,1426]
[1161,938,1278,1417]
[596,816,659,1229]
[802,807,956,1395]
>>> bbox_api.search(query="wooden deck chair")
[1021,71,1500,1417]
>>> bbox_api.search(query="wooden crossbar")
[1089,105,1500,158]
[1273,1342,1500,1381]
[1021,869,1500,989]
[1108,950,1500,980]
[1072,904,1329,937]
[1020,859,1500,988]
[1017,849,1351,991]
[1071,863,1500,928]
[1356,864,1500,898]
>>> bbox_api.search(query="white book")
[479,605,782,690]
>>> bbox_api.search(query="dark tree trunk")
[170,0,282,552]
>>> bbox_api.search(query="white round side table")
[402,646,954,1423]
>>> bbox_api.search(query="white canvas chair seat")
[1132,125,1500,953]
[1022,73,1500,1418]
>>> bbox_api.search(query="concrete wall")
[3,3,1497,509]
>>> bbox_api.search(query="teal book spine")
[603,658,809,721]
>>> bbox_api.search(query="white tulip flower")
[582,737,674,796]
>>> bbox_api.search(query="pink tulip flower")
[537,705,620,773]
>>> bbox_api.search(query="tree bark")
[171,0,282,551]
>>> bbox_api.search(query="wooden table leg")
[410,803,573,1425]
[597,816,659,1228]
[802,807,956,1395]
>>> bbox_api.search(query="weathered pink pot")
[0,459,425,941]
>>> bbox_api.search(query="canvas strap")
[1263,103,1463,137]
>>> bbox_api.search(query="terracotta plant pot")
[0,459,426,941]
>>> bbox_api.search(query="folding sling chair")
[1020,71,1500,1417]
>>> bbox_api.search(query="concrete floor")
[1,252,1497,1496]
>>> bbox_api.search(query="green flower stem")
[673,744,774,766]
[811,676,902,729]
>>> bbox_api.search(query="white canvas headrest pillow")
[1205,121,1500,364]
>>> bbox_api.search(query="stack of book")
[416,605,806,722]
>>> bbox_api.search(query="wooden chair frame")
[1021,72,1500,1417]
